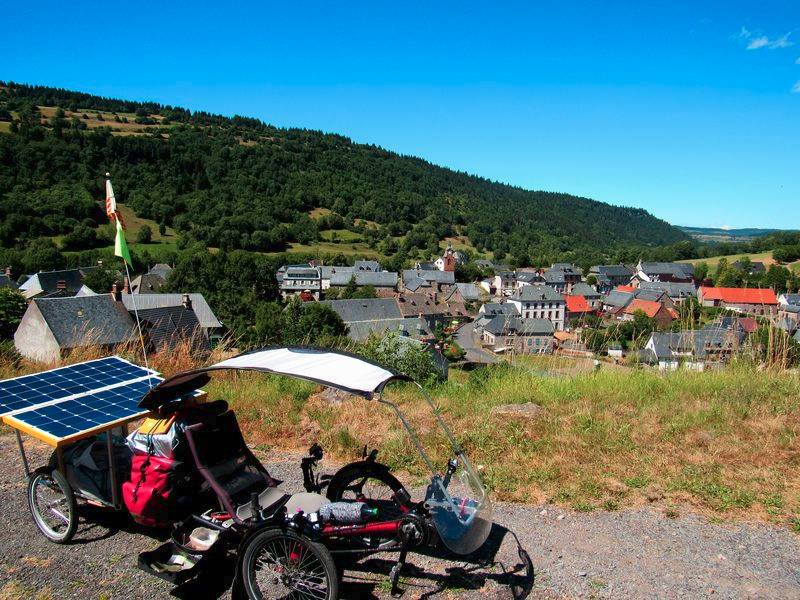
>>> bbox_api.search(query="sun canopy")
[139,346,408,409]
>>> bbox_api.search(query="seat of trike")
[181,403,326,523]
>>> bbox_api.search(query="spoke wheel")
[327,463,408,520]
[241,528,338,600]
[27,468,77,543]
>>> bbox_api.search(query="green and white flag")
[106,175,132,266]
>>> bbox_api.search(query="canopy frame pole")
[15,430,30,478]
[377,392,437,475]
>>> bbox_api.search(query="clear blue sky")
[3,1,799,229]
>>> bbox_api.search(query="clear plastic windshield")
[378,382,492,556]
[424,453,493,555]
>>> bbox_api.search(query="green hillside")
[0,81,687,266]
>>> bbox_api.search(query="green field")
[678,251,775,269]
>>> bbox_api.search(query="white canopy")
[140,346,406,408]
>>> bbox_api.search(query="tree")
[694,261,709,282]
[586,274,598,286]
[158,222,167,236]
[136,225,153,244]
[82,267,120,294]
[0,288,26,339]
[281,299,348,346]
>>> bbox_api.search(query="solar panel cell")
[0,356,156,416]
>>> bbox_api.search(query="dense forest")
[0,81,688,268]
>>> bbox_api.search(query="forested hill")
[0,82,686,264]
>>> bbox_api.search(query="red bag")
[122,453,175,527]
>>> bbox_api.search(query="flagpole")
[106,173,153,388]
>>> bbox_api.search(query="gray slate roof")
[121,293,222,329]
[603,290,634,308]
[781,294,800,306]
[354,260,381,272]
[321,298,406,341]
[0,275,17,289]
[20,267,97,297]
[402,269,455,287]
[639,262,695,278]
[514,285,564,303]
[448,282,482,301]
[516,272,544,284]
[484,315,554,336]
[542,269,566,285]
[571,282,600,298]
[794,330,800,344]
[33,294,136,349]
[648,328,744,360]
[633,288,667,303]
[591,264,634,277]
[130,273,167,293]
[638,281,697,298]
[480,302,519,316]
[149,263,173,280]
[137,305,209,351]
[329,270,398,287]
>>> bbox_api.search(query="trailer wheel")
[28,467,77,543]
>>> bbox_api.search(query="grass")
[678,251,775,269]
[279,240,382,259]
[2,342,800,529]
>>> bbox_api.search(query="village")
[4,242,798,374]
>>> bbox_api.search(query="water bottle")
[318,502,378,523]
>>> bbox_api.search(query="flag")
[105,175,131,266]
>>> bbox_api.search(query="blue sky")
[2,1,798,229]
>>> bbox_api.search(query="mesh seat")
[184,409,276,520]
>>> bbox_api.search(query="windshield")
[378,382,492,555]
[424,453,492,555]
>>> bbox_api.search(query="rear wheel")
[327,462,409,520]
[240,528,338,600]
[27,467,77,543]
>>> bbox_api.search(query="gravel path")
[1,435,799,599]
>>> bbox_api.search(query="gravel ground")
[1,434,799,599]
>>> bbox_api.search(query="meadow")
[3,343,799,531]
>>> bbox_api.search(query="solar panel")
[8,378,161,442]
[0,356,156,417]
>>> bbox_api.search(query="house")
[778,293,800,307]
[570,282,601,309]
[481,316,554,354]
[121,293,224,342]
[778,304,800,331]
[515,271,544,290]
[644,328,745,371]
[444,282,483,305]
[731,260,766,275]
[602,289,634,313]
[279,265,323,300]
[697,286,778,317]
[329,270,398,290]
[14,289,214,363]
[550,263,582,290]
[354,260,381,272]
[322,298,408,341]
[413,261,437,271]
[619,299,677,328]
[18,267,98,299]
[401,269,455,292]
[589,264,635,292]
[493,271,518,297]
[564,295,592,327]
[708,315,759,335]
[508,285,566,331]
[433,243,465,272]
[130,263,173,294]
[14,294,136,362]
[0,271,17,290]
[631,287,674,308]
[541,269,567,293]
[632,261,694,284]
[474,302,519,335]
[637,281,696,305]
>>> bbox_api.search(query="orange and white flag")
[105,174,124,228]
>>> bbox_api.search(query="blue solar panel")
[0,356,156,416]
[10,378,161,440]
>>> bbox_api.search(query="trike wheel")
[27,467,77,543]
[240,528,338,600]
[327,462,408,520]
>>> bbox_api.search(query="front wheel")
[240,528,338,600]
[27,467,78,543]
[327,462,409,520]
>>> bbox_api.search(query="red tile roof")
[699,286,778,305]
[615,285,635,293]
[564,294,590,313]
[623,298,670,319]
